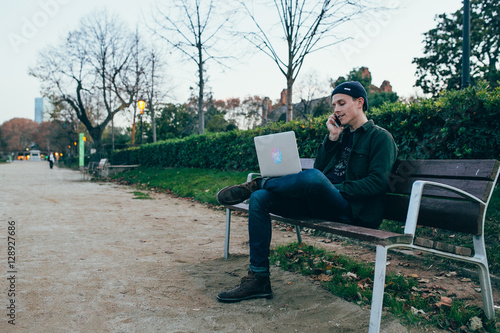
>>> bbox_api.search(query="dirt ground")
[0,162,496,332]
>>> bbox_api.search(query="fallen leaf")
[317,274,333,282]
[357,278,371,290]
[435,296,453,307]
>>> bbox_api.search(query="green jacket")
[314,120,397,229]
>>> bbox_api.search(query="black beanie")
[331,81,368,111]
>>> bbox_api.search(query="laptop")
[254,131,302,177]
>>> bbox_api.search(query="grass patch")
[270,242,499,332]
[111,166,253,205]
[131,191,152,200]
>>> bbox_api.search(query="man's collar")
[349,119,373,133]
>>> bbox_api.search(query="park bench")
[221,158,499,333]
[82,158,139,178]
[100,161,139,177]
[81,158,107,180]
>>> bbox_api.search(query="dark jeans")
[248,169,352,272]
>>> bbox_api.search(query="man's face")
[331,93,364,127]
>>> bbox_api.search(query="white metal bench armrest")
[404,180,486,236]
[246,172,262,182]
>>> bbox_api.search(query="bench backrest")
[97,158,108,170]
[386,159,499,235]
[300,158,500,235]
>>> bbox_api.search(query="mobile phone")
[334,115,342,128]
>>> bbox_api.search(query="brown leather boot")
[216,177,262,205]
[217,271,273,303]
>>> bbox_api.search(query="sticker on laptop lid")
[271,147,283,164]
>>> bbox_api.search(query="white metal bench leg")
[369,245,387,333]
[224,208,231,259]
[295,225,302,243]
[473,235,495,319]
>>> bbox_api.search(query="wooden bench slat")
[227,203,413,246]
[388,176,493,201]
[414,237,472,256]
[393,159,500,180]
[384,194,483,235]
[389,177,493,201]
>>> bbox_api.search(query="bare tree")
[150,0,232,134]
[29,9,140,153]
[241,0,369,121]
[142,47,166,143]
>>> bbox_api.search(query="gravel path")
[0,162,414,332]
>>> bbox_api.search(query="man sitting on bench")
[216,81,398,303]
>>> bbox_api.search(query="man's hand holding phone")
[326,114,343,141]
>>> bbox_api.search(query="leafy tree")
[205,104,237,132]
[102,126,131,151]
[413,0,500,95]
[311,98,333,118]
[155,103,196,140]
[0,118,38,152]
[0,118,75,156]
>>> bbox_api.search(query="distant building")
[262,66,394,124]
[34,97,52,123]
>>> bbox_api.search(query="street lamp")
[138,99,146,144]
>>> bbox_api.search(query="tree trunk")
[88,126,104,157]
[198,56,204,134]
[286,73,294,122]
[131,104,137,145]
[151,106,156,142]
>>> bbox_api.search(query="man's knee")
[249,189,270,207]
[301,168,328,185]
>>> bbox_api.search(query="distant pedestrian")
[49,153,55,169]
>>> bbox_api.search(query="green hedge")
[112,84,500,170]
[374,83,500,160]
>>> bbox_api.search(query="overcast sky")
[0,0,463,126]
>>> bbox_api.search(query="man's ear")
[356,97,364,110]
